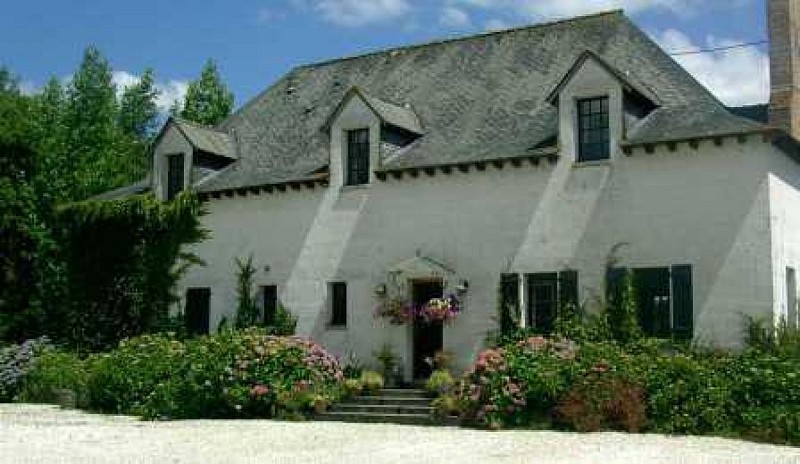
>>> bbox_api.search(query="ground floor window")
[261,285,278,326]
[607,265,693,340]
[525,270,578,333]
[330,282,347,327]
[185,287,210,336]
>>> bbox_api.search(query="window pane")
[577,97,610,162]
[346,129,370,186]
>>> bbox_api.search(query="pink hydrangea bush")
[222,331,344,418]
[457,336,580,429]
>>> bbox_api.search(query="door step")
[316,388,456,426]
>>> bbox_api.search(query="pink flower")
[251,384,270,397]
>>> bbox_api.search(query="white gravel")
[0,404,798,464]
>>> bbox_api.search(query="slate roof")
[172,118,236,159]
[196,10,766,193]
[728,104,770,124]
[91,177,151,200]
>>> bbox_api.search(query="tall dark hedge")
[55,193,207,352]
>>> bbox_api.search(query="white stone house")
[120,8,800,378]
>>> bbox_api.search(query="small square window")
[330,282,347,327]
[577,97,610,162]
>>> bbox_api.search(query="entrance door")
[412,280,444,380]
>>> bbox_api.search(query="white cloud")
[440,6,471,28]
[112,71,188,112]
[306,0,412,27]
[451,0,706,20]
[257,8,287,23]
[484,18,511,31]
[654,29,769,106]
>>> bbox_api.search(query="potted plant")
[374,344,398,387]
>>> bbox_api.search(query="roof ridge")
[294,9,624,71]
[173,116,229,134]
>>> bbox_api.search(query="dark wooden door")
[412,281,443,379]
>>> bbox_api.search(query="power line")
[667,40,769,56]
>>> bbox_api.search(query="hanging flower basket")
[419,296,461,324]
[374,298,417,325]
[375,295,461,325]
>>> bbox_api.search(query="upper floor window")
[345,128,370,186]
[167,153,185,200]
[577,97,610,162]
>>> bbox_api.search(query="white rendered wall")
[176,63,789,375]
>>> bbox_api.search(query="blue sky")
[0,0,770,109]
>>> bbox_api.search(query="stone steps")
[316,388,455,426]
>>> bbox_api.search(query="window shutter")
[671,265,693,340]
[558,270,579,309]
[499,274,520,333]
[605,267,626,309]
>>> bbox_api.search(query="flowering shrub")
[219,331,344,419]
[83,329,344,420]
[0,337,53,402]
[554,364,647,433]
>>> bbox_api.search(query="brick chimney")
[769,0,800,138]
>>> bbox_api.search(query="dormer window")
[577,97,610,162]
[167,153,185,200]
[346,128,370,186]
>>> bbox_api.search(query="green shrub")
[432,394,460,418]
[426,370,455,396]
[267,304,297,336]
[636,352,735,435]
[359,371,384,393]
[343,378,363,398]
[19,349,88,407]
[85,333,185,415]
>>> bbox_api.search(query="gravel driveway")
[1,404,798,464]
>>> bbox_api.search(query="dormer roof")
[159,117,237,159]
[544,50,660,106]
[323,87,424,135]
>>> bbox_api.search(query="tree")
[118,68,159,139]
[0,66,20,95]
[0,86,57,342]
[63,46,127,199]
[234,255,260,328]
[180,59,234,126]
